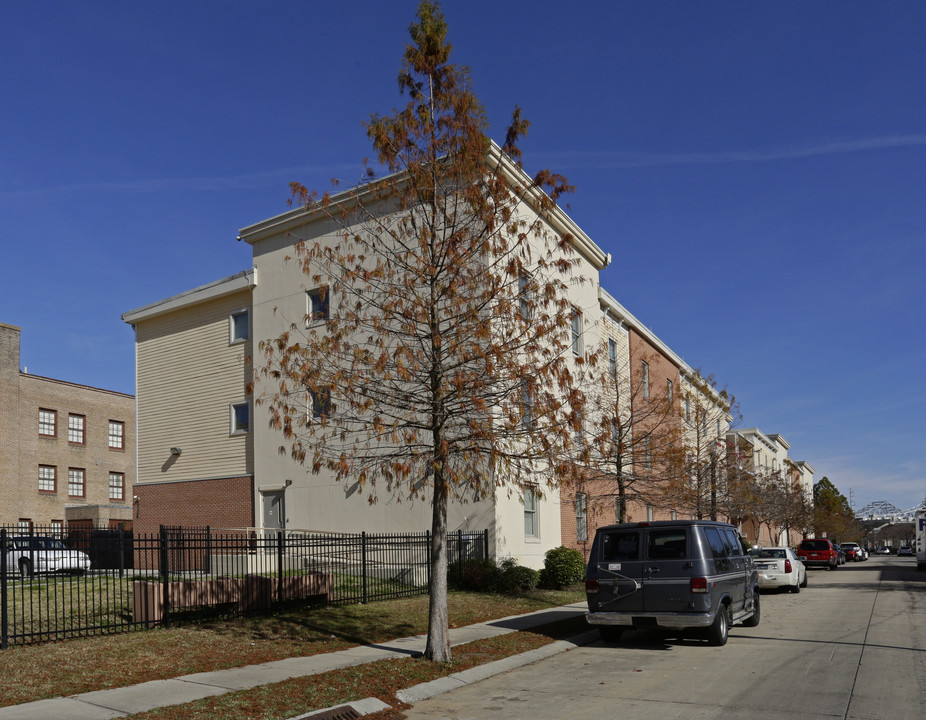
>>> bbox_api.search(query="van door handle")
[646,566,660,575]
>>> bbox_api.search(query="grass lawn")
[1,587,586,718]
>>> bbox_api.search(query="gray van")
[585,520,760,646]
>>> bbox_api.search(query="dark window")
[704,527,728,559]
[721,528,744,556]
[648,529,687,559]
[602,531,640,561]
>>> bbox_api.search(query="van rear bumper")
[586,611,714,629]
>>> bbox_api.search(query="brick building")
[0,322,135,530]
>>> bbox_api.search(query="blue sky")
[3,2,924,512]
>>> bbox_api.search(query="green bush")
[447,557,539,594]
[538,546,585,590]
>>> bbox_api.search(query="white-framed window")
[50,520,63,537]
[646,505,654,522]
[231,402,250,434]
[571,308,583,355]
[309,388,332,419]
[38,465,56,493]
[518,272,532,322]
[39,408,57,437]
[608,339,617,379]
[576,492,587,542]
[307,287,330,322]
[641,361,650,399]
[109,472,125,501]
[716,419,721,438]
[68,414,86,445]
[666,379,673,404]
[18,518,31,533]
[108,420,125,450]
[614,497,623,522]
[230,309,249,343]
[521,379,534,431]
[685,396,691,423]
[523,486,539,538]
[68,468,85,498]
[643,436,652,469]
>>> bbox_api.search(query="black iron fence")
[1,525,487,648]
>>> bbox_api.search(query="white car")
[749,547,807,593]
[3,535,91,578]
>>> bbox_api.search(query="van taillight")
[585,579,599,594]
[784,559,792,573]
[691,577,708,593]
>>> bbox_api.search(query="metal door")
[261,491,285,530]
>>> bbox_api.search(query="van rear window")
[648,530,687,559]
[601,531,641,561]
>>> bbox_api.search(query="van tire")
[742,593,761,627]
[708,605,729,645]
[599,627,623,643]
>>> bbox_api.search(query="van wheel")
[599,627,623,643]
[743,594,761,627]
[707,605,729,645]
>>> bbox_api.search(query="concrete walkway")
[0,603,591,720]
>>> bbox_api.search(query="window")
[649,529,687,559]
[646,505,654,522]
[614,497,623,522]
[716,419,721,438]
[109,472,125,501]
[643,436,652,469]
[307,287,330,322]
[231,402,250,433]
[108,421,125,450]
[68,468,85,498]
[521,380,534,431]
[608,339,617,379]
[68,414,85,445]
[50,520,63,537]
[230,309,249,343]
[575,492,587,542]
[18,519,31,533]
[38,465,56,493]
[518,273,532,321]
[523,486,538,538]
[641,361,650,399]
[39,409,57,437]
[571,308,583,355]
[666,379,673,404]
[309,388,332,419]
[685,396,691,423]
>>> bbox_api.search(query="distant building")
[0,322,135,530]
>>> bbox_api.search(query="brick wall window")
[576,492,588,542]
[108,420,125,450]
[109,472,125,501]
[39,408,57,437]
[50,520,63,537]
[68,468,85,498]
[18,518,32,532]
[641,361,650,399]
[68,414,86,445]
[38,465,57,493]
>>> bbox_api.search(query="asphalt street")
[402,556,926,720]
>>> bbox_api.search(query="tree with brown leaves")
[257,1,599,662]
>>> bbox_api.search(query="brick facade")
[132,476,254,535]
[0,323,135,527]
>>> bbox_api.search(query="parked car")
[585,520,760,646]
[2,535,91,578]
[796,538,841,570]
[749,547,807,592]
[878,546,892,555]
[840,542,864,562]
[898,546,913,557]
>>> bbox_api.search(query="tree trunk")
[424,468,451,661]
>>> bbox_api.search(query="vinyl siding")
[134,290,252,485]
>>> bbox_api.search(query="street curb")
[395,629,599,704]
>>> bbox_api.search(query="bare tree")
[257,1,595,662]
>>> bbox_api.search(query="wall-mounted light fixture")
[170,447,182,456]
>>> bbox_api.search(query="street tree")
[257,1,595,662]
[813,477,861,540]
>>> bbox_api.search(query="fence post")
[361,531,368,605]
[277,530,285,603]
[1,528,7,650]
[483,529,488,561]
[425,530,431,591]
[160,525,171,628]
[205,526,212,575]
[117,526,125,579]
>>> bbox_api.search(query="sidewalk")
[0,602,593,720]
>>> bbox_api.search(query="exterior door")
[261,491,285,530]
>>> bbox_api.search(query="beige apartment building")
[123,150,610,569]
[0,323,135,530]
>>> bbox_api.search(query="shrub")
[538,546,585,590]
[496,558,539,593]
[447,557,539,594]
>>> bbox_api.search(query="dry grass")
[1,588,585,711]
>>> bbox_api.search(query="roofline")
[237,142,611,271]
[122,269,256,325]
